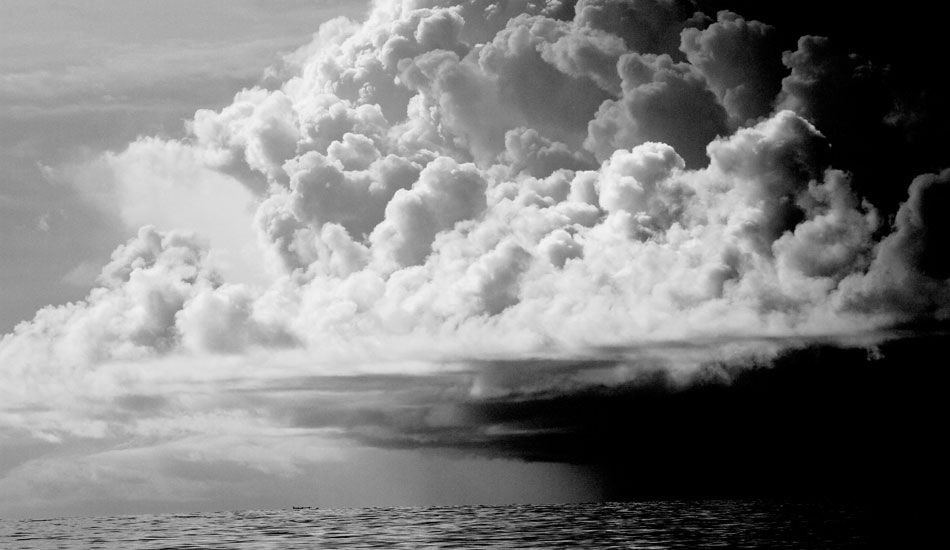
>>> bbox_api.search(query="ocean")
[1,500,871,549]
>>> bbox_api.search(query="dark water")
[1,500,871,549]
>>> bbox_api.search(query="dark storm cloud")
[231,334,944,499]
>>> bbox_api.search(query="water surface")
[1,500,871,549]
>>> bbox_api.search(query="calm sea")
[1,500,871,549]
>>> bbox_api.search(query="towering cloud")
[680,10,784,125]
[1,0,948,515]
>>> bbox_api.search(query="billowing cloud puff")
[370,156,488,268]
[837,169,950,318]
[191,88,301,192]
[501,127,595,177]
[585,52,728,166]
[773,170,878,281]
[596,142,688,237]
[0,227,210,367]
[574,0,697,56]
[680,10,784,125]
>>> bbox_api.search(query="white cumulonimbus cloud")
[5,0,950,405]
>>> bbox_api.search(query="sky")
[0,0,948,520]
